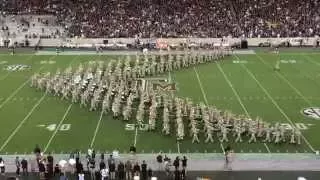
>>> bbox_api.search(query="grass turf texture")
[0,50,319,154]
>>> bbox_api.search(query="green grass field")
[0,49,320,154]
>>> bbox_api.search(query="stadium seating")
[0,0,319,38]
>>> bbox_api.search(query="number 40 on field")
[37,124,71,131]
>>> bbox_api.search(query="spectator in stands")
[109,160,116,180]
[141,160,147,180]
[15,156,20,176]
[117,161,125,180]
[21,158,28,176]
[133,162,141,177]
[125,160,133,180]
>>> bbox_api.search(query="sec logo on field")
[302,107,320,120]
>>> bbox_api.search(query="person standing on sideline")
[125,160,133,180]
[117,161,125,180]
[133,162,141,177]
[100,167,109,180]
[109,160,116,180]
[15,156,21,176]
[141,160,147,180]
[107,155,114,168]
[156,153,163,171]
[182,156,187,171]
[224,146,234,170]
[0,157,5,176]
[21,158,28,176]
[173,157,179,171]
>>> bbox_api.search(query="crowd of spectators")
[1,0,320,38]
[0,146,188,180]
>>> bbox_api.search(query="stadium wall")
[1,37,319,48]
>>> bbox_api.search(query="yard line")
[216,63,271,153]
[303,54,320,67]
[0,55,58,110]
[216,64,250,116]
[90,111,104,148]
[134,127,138,147]
[255,54,314,106]
[235,55,316,152]
[177,141,180,154]
[0,92,47,151]
[193,67,225,153]
[193,67,209,104]
[263,143,271,153]
[44,104,73,152]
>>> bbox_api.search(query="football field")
[0,49,320,155]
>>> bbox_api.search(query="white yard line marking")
[90,111,104,148]
[256,54,314,107]
[44,104,72,152]
[193,67,209,104]
[177,142,181,154]
[216,64,250,116]
[0,72,12,81]
[134,126,138,147]
[193,67,225,153]
[0,54,59,110]
[216,63,271,153]
[303,54,320,67]
[0,78,32,109]
[220,143,225,154]
[263,143,271,153]
[0,92,47,151]
[235,55,316,152]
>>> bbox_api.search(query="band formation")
[30,49,302,145]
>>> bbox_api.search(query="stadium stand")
[1,0,320,38]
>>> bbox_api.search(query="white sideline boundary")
[216,63,271,153]
[235,55,316,153]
